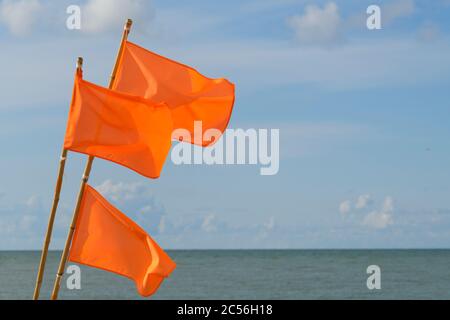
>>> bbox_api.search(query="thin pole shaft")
[50,19,133,300]
[50,156,93,300]
[32,148,68,299]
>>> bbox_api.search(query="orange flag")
[64,73,173,178]
[112,41,235,146]
[69,185,176,297]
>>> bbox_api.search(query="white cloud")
[201,214,217,233]
[81,0,153,34]
[338,194,371,214]
[263,216,276,231]
[96,179,146,202]
[257,216,276,240]
[363,211,393,229]
[18,213,38,231]
[300,0,414,43]
[339,200,351,214]
[340,195,393,229]
[383,0,415,25]
[287,2,341,46]
[26,194,42,209]
[355,194,372,209]
[0,193,50,249]
[382,196,394,213]
[0,0,42,36]
[362,196,394,229]
[96,179,166,235]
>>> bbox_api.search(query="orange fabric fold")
[69,185,176,297]
[64,73,173,178]
[112,41,235,146]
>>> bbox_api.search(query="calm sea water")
[0,250,449,300]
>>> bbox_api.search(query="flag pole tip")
[125,19,133,31]
[76,57,83,69]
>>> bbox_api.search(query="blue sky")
[1,0,450,249]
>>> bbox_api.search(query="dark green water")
[1,250,449,299]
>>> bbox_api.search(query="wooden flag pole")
[33,54,86,299]
[50,19,133,300]
[32,148,69,299]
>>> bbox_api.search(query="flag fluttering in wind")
[112,41,235,146]
[64,73,173,178]
[69,185,176,297]
[34,19,236,300]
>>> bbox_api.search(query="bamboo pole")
[33,56,84,299]
[50,19,133,300]
[32,148,69,299]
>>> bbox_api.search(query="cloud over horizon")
[339,195,394,230]
[287,2,342,46]
[362,196,394,229]
[96,179,166,235]
[0,0,42,36]
[81,0,154,34]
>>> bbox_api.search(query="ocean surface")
[1,250,449,300]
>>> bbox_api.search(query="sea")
[1,250,449,300]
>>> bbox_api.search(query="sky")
[0,0,450,249]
